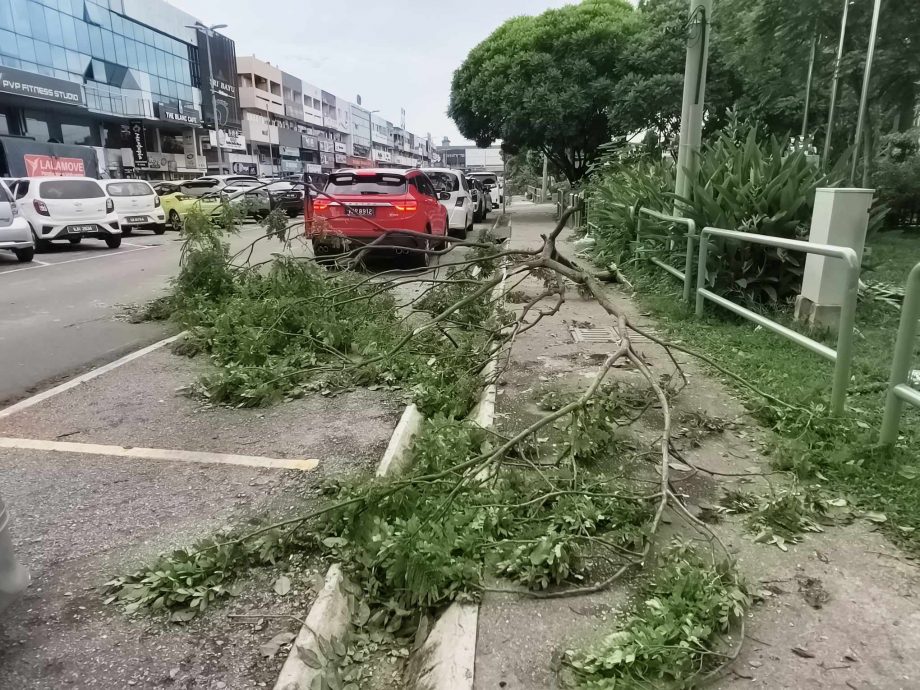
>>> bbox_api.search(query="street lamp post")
[189,22,228,175]
[850,0,882,185]
[823,0,850,167]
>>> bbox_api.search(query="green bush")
[589,120,831,304]
[873,129,920,227]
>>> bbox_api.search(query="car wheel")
[31,229,51,253]
[68,237,82,245]
[153,224,167,235]
[169,210,181,229]
[414,238,431,268]
[122,226,132,236]
[286,209,299,218]
[104,235,122,249]
[13,246,34,263]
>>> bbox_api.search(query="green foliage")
[873,130,920,227]
[161,214,495,416]
[589,119,830,304]
[565,541,749,689]
[448,0,638,182]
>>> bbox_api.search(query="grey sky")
[165,0,573,144]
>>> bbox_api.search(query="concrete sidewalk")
[0,342,401,689]
[472,201,920,690]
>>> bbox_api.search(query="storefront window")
[25,116,50,143]
[61,122,95,146]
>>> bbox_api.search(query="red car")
[308,168,449,266]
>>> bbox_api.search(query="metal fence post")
[880,263,920,444]
[830,248,860,416]
[695,227,710,316]
[682,220,697,303]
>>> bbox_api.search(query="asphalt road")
[0,221,305,406]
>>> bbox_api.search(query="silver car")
[0,179,34,263]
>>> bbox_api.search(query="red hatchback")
[308,168,449,266]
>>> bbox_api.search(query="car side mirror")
[438,191,450,201]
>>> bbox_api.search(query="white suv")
[11,177,121,250]
[105,180,167,235]
[421,168,474,238]
[0,180,33,263]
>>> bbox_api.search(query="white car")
[105,180,167,235]
[11,177,121,250]
[0,179,34,263]
[421,168,474,238]
[467,172,503,209]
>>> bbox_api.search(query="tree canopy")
[448,0,638,182]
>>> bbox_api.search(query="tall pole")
[540,154,548,203]
[850,0,882,185]
[801,32,818,141]
[823,0,850,167]
[673,0,712,211]
[202,29,223,176]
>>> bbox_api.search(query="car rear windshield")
[107,182,153,197]
[38,179,104,199]
[470,174,497,186]
[425,172,460,193]
[180,181,219,197]
[325,173,407,196]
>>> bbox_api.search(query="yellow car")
[153,182,225,229]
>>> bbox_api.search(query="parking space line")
[0,245,154,275]
[0,436,319,472]
[0,333,184,419]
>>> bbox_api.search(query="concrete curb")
[408,220,512,690]
[273,564,351,690]
[376,403,424,478]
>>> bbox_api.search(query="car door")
[416,174,447,235]
[0,181,15,228]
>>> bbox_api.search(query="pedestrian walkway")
[472,200,920,690]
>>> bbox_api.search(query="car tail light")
[106,198,114,213]
[33,199,49,216]
[313,198,338,212]
[455,196,466,207]
[154,196,161,207]
[392,199,417,213]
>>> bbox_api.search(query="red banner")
[24,154,86,177]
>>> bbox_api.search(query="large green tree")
[448,0,638,182]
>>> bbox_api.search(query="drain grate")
[570,326,653,345]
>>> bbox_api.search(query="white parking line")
[0,245,154,276]
[0,436,319,472]
[0,333,184,419]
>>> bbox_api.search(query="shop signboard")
[0,66,84,106]
[196,29,241,129]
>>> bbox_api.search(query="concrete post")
[795,188,874,328]
[540,154,548,203]
[673,0,712,210]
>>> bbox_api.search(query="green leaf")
[274,575,292,596]
[297,645,324,669]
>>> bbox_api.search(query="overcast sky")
[166,0,574,145]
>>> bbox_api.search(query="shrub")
[873,129,920,227]
[589,120,831,304]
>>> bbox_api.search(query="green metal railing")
[695,227,860,416]
[879,262,920,445]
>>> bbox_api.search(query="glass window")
[16,34,36,62]
[75,18,90,53]
[39,179,104,199]
[10,0,28,33]
[25,115,50,142]
[109,12,121,35]
[52,47,68,71]
[0,27,13,50]
[45,6,63,45]
[28,2,47,40]
[114,33,126,64]
[145,43,156,71]
[60,122,94,145]
[102,29,115,61]
[125,39,137,69]
[60,13,77,48]
[107,181,154,197]
[34,40,52,67]
[155,49,166,78]
[69,0,82,17]
[88,24,102,58]
[0,0,13,31]
[65,49,82,72]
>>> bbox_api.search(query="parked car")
[10,177,121,250]
[105,180,167,235]
[310,168,448,267]
[154,182,224,229]
[0,179,34,262]
[466,177,489,223]
[420,168,474,238]
[183,175,260,196]
[467,172,503,209]
[231,180,305,219]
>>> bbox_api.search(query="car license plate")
[68,225,96,234]
[345,206,375,217]
[126,216,146,223]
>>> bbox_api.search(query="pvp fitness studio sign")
[0,66,84,106]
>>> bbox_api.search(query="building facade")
[0,0,244,180]
[437,139,504,172]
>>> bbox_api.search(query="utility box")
[795,188,874,328]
